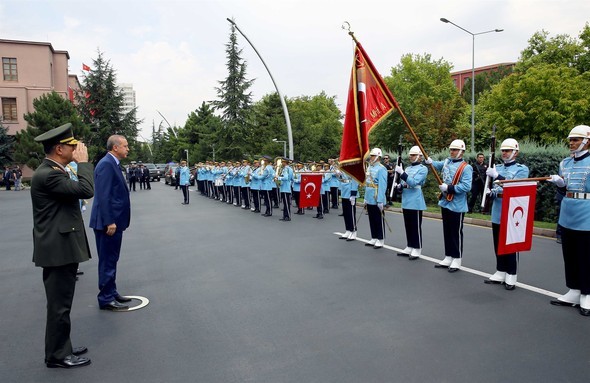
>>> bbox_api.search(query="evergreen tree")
[0,122,15,167]
[184,102,222,162]
[13,91,88,169]
[213,21,255,160]
[77,50,140,163]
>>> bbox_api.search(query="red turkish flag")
[498,181,538,255]
[82,63,90,71]
[339,42,399,183]
[299,173,323,208]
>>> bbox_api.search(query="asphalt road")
[1,182,589,383]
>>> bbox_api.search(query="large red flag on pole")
[339,42,400,183]
[497,181,538,255]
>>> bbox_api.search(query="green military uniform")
[30,123,94,366]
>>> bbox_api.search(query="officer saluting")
[31,123,94,368]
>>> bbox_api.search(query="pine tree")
[0,122,15,167]
[77,50,140,162]
[213,21,255,160]
[13,91,88,169]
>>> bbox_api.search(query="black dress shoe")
[397,252,409,257]
[76,270,84,275]
[115,294,132,303]
[279,217,291,221]
[434,264,449,269]
[46,355,91,369]
[580,307,590,316]
[100,300,128,311]
[484,279,503,285]
[338,213,344,216]
[408,255,420,261]
[364,242,375,247]
[72,346,88,356]
[505,284,516,291]
[448,267,460,273]
[550,299,579,307]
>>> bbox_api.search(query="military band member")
[315,163,328,219]
[250,160,262,213]
[364,148,388,249]
[328,159,340,209]
[548,124,590,316]
[338,170,359,240]
[484,139,529,290]
[240,160,251,209]
[395,146,428,260]
[293,162,304,215]
[258,156,275,217]
[322,163,332,214]
[278,158,294,221]
[426,139,472,272]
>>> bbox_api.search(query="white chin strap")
[572,137,589,155]
[370,157,380,165]
[451,150,462,160]
[503,150,516,163]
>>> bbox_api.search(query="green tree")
[183,102,222,162]
[212,21,255,160]
[461,65,514,104]
[77,50,141,163]
[0,122,15,167]
[374,53,469,153]
[13,91,88,169]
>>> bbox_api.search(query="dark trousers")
[233,186,241,205]
[94,229,123,306]
[271,188,279,207]
[342,198,357,231]
[43,263,78,362]
[128,177,136,191]
[386,177,394,203]
[252,190,260,211]
[468,180,484,212]
[403,209,423,249]
[242,187,250,208]
[561,227,590,294]
[322,192,330,213]
[146,177,151,189]
[367,204,384,240]
[330,187,339,208]
[441,207,464,258]
[262,190,272,215]
[281,192,292,218]
[181,185,189,204]
[491,223,518,274]
[139,178,146,189]
[293,191,300,208]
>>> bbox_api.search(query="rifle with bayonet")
[389,135,403,201]
[480,125,496,213]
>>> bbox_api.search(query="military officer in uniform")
[364,148,388,249]
[426,139,472,272]
[277,158,294,221]
[31,123,94,368]
[338,169,359,240]
[395,146,428,260]
[548,124,590,316]
[484,139,529,289]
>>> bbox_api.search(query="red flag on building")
[339,42,400,183]
[299,173,323,208]
[497,181,538,255]
[82,63,90,71]
[68,86,74,102]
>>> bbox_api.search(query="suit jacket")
[31,160,94,267]
[89,153,131,231]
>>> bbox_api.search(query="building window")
[2,57,18,81]
[1,98,17,122]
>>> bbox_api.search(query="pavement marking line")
[334,232,561,299]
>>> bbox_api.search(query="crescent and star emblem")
[512,206,524,227]
[304,182,316,198]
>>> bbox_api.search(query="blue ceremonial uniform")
[365,162,388,241]
[399,162,428,252]
[340,172,359,234]
[278,165,294,220]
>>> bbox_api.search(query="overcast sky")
[2,0,589,139]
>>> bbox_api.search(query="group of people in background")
[125,162,151,191]
[3,165,23,191]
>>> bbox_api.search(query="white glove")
[392,182,398,189]
[350,197,356,205]
[424,157,433,165]
[395,164,404,174]
[363,199,367,206]
[486,167,498,179]
[439,183,448,193]
[378,203,384,211]
[549,175,565,187]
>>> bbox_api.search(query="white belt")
[566,191,590,199]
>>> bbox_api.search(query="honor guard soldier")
[548,124,590,316]
[277,158,294,221]
[484,139,529,289]
[338,169,359,240]
[364,148,388,249]
[395,146,428,260]
[426,139,472,272]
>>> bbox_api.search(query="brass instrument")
[274,158,283,186]
[244,165,251,184]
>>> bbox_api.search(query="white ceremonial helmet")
[409,146,423,156]
[369,147,382,157]
[568,125,590,153]
[449,139,466,151]
[500,138,519,151]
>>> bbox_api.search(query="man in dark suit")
[89,135,132,311]
[31,123,94,369]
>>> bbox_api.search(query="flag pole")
[344,24,443,185]
[494,177,551,185]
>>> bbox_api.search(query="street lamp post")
[273,138,287,158]
[184,149,189,165]
[440,17,503,152]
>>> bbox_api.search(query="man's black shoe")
[46,355,91,369]
[76,270,84,276]
[72,346,88,356]
[100,301,128,311]
[550,299,579,307]
[115,295,132,303]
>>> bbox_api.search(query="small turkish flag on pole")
[299,173,323,208]
[82,63,90,71]
[498,181,538,255]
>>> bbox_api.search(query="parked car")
[143,163,161,181]
[155,163,167,174]
[164,165,178,186]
